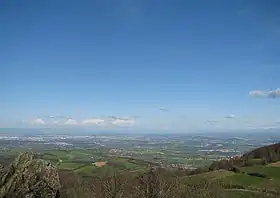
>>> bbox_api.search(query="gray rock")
[0,152,60,198]
[0,164,4,178]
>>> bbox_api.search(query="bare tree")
[133,168,181,198]
[101,172,127,198]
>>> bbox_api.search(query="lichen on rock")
[0,152,60,198]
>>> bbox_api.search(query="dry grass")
[268,161,280,167]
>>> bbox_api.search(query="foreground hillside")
[1,143,280,197]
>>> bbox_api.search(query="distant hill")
[210,143,280,171]
[242,142,280,163]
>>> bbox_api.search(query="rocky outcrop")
[0,152,60,198]
[0,164,4,178]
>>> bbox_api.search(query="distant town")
[1,129,279,170]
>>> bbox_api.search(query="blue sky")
[1,0,280,132]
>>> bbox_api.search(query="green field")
[241,166,280,179]
[74,165,98,175]
[182,170,234,181]
[58,162,83,170]
[0,148,150,177]
[219,166,280,197]
[38,149,150,177]
[180,165,280,198]
[195,170,235,179]
[222,174,265,187]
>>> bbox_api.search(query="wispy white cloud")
[24,114,278,131]
[108,116,135,127]
[81,116,136,127]
[111,119,135,126]
[262,126,280,130]
[30,118,45,125]
[108,116,133,121]
[249,90,267,97]
[159,107,169,112]
[64,118,78,125]
[26,115,137,128]
[82,118,105,125]
[268,89,280,98]
[37,115,71,125]
[225,114,235,119]
[205,120,218,124]
[249,88,280,98]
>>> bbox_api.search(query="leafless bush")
[182,176,226,198]
[60,168,261,198]
[59,170,95,198]
[133,168,181,198]
[100,172,127,198]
